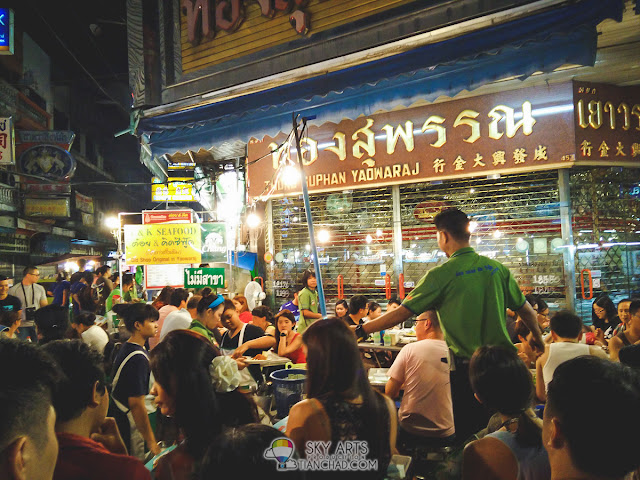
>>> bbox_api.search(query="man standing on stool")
[355,208,542,441]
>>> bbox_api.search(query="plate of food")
[243,352,290,366]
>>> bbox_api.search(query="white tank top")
[543,342,591,391]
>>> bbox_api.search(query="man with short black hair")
[535,310,607,402]
[94,266,113,315]
[358,207,542,440]
[609,299,640,362]
[9,266,48,343]
[544,357,640,479]
[71,312,109,354]
[42,340,151,480]
[158,288,192,342]
[344,295,369,327]
[69,259,88,285]
[0,338,59,480]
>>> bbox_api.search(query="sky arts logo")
[263,438,379,473]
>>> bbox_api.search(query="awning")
[228,251,257,271]
[139,0,624,158]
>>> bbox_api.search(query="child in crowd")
[110,303,160,460]
[536,310,607,402]
[544,357,640,480]
[463,345,550,480]
[275,309,306,363]
[149,330,258,480]
[287,317,397,479]
[42,340,150,480]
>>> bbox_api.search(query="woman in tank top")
[463,345,550,480]
[286,317,397,479]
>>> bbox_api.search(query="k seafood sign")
[247,83,578,199]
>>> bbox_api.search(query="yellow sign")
[24,197,70,217]
[124,223,202,265]
[151,179,195,202]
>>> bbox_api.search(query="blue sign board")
[0,9,14,55]
[19,145,77,180]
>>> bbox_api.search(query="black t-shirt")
[111,342,150,407]
[343,314,363,327]
[0,295,22,314]
[592,316,622,340]
[220,324,265,358]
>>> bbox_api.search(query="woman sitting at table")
[150,330,258,480]
[275,309,306,363]
[287,317,397,479]
[250,305,276,338]
[462,345,550,480]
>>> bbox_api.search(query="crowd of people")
[1,208,640,480]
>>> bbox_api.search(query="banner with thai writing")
[184,267,226,289]
[247,83,576,199]
[573,82,640,165]
[124,223,202,265]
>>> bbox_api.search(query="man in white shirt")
[159,289,192,341]
[536,310,607,402]
[9,266,48,343]
[71,312,109,354]
[386,310,455,447]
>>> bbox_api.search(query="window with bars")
[267,171,569,313]
[268,187,394,312]
[399,171,566,308]
[570,167,640,323]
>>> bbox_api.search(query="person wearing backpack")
[110,303,161,460]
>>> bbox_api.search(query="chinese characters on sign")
[573,82,640,164]
[247,83,576,199]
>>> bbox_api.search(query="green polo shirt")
[297,287,319,334]
[189,319,214,343]
[402,247,526,358]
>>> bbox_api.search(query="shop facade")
[248,81,640,322]
[130,0,640,322]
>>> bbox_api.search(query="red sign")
[142,210,193,225]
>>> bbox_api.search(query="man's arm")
[128,396,160,455]
[301,309,322,319]
[535,354,547,402]
[362,306,413,335]
[385,377,402,399]
[516,302,544,351]
[589,345,609,360]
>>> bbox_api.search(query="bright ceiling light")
[104,216,120,230]
[469,221,478,233]
[376,229,383,237]
[365,234,373,244]
[318,229,330,243]
[493,229,502,239]
[246,213,261,228]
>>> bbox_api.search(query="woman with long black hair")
[286,317,397,479]
[149,329,258,479]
